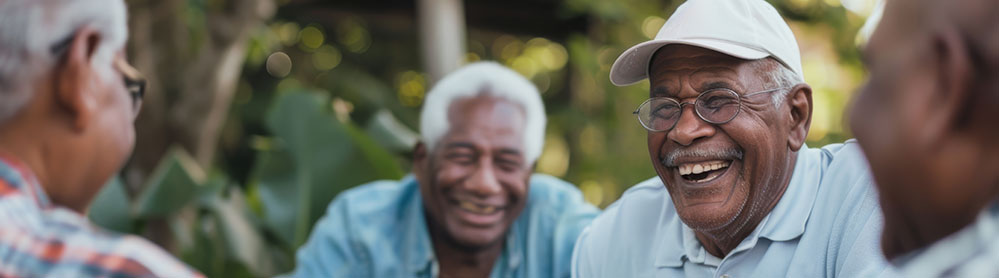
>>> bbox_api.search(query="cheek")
[435,163,469,184]
[647,132,668,158]
[506,177,529,202]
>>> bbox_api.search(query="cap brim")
[609,39,771,86]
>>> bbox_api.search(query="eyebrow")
[497,148,522,157]
[444,142,477,151]
[651,81,735,97]
[701,81,733,91]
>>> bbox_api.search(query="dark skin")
[647,45,812,257]
[0,27,138,214]
[851,0,999,260]
[412,95,532,278]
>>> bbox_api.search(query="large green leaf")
[88,177,133,233]
[209,188,276,276]
[134,147,206,218]
[252,91,405,248]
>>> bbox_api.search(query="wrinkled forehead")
[649,45,748,74]
[445,95,526,134]
[648,45,756,95]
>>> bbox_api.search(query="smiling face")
[647,45,801,235]
[414,95,531,250]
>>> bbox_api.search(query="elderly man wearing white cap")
[572,0,896,277]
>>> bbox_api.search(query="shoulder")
[330,177,416,212]
[591,176,674,228]
[526,174,589,209]
[520,174,599,245]
[315,177,417,238]
[573,177,678,268]
[103,234,203,277]
[800,140,877,202]
[587,176,673,231]
[0,207,200,277]
[798,141,892,275]
[815,139,869,174]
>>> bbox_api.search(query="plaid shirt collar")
[0,151,52,209]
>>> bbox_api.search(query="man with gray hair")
[0,0,201,276]
[292,61,599,277]
[572,0,895,276]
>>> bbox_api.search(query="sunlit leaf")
[135,147,206,218]
[252,91,405,248]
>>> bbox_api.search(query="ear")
[54,27,102,132]
[921,27,973,147]
[785,83,813,151]
[412,142,429,183]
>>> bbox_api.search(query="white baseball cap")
[609,0,804,86]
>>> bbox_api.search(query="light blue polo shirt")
[572,140,897,277]
[292,174,599,278]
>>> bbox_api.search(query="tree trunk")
[123,0,274,248]
[418,0,467,84]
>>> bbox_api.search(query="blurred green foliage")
[91,0,877,276]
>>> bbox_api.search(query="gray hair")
[0,0,128,124]
[420,61,547,165]
[756,57,803,107]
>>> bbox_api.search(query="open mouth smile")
[454,199,504,215]
[675,160,732,183]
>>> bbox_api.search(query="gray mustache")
[661,148,744,167]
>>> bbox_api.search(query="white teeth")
[458,200,497,214]
[677,160,731,176]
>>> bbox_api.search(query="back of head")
[0,0,128,124]
[419,61,546,164]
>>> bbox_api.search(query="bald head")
[851,0,999,260]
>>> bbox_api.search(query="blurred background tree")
[88,0,881,276]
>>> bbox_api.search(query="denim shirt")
[573,140,899,277]
[292,174,599,278]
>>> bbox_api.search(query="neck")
[0,126,51,194]
[695,152,797,258]
[0,120,90,214]
[428,225,504,278]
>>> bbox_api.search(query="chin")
[447,225,505,250]
[676,200,745,231]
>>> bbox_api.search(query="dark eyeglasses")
[633,87,787,132]
[50,33,145,119]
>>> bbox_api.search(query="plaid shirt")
[0,154,203,278]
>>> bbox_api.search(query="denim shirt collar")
[401,175,524,277]
[655,146,822,267]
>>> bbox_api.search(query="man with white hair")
[572,0,895,277]
[293,61,599,277]
[0,0,202,277]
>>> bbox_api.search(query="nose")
[667,103,715,146]
[465,159,503,196]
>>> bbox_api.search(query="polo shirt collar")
[655,146,821,267]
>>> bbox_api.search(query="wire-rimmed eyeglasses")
[632,87,787,132]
